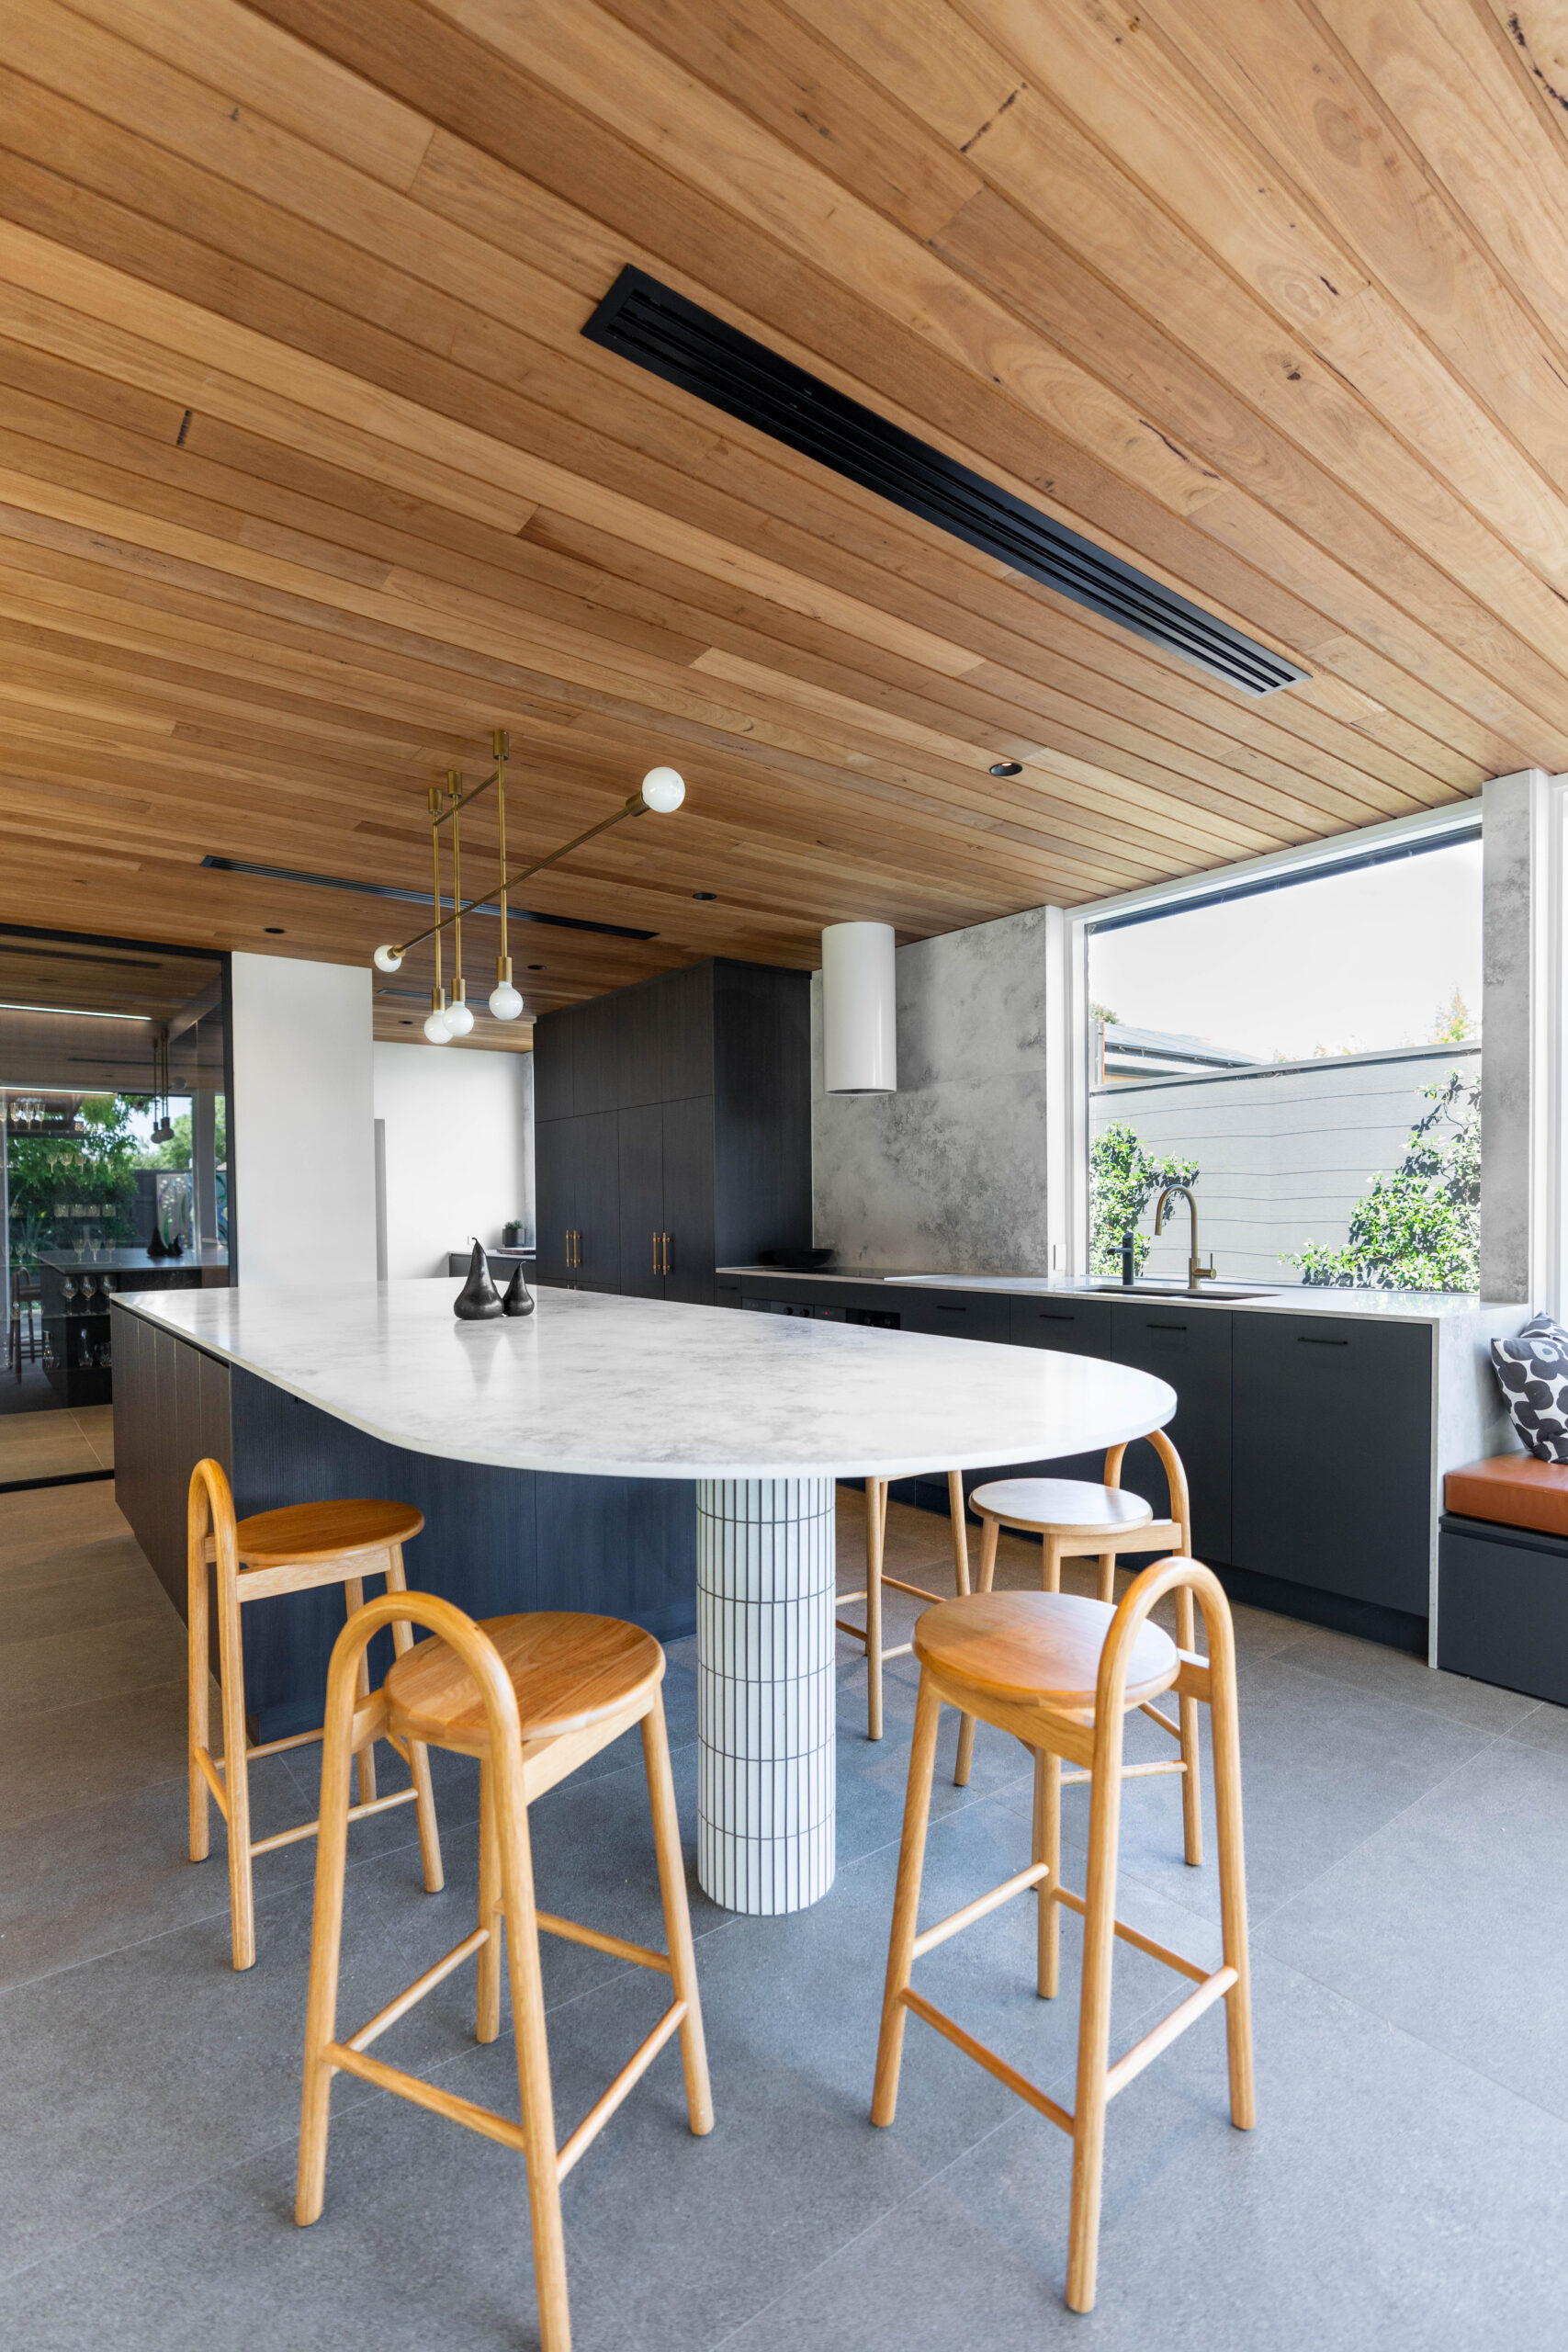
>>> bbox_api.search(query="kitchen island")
[112,1278,1172,1914]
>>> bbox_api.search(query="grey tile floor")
[3,1479,1567,2347]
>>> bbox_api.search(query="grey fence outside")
[1091,1041,1480,1288]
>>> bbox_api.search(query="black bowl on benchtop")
[756,1247,835,1272]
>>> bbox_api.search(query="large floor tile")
[0,1679,189,1832]
[1258,1733,1568,2119]
[0,2064,639,2352]
[1269,1622,1538,1731]
[0,1753,329,1989]
[0,1850,449,2278]
[718,1953,1568,2352]
[0,1609,187,1722]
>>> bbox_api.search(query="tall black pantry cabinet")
[532,959,810,1304]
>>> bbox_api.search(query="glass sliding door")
[0,929,231,1488]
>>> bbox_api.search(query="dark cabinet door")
[573,992,621,1115]
[896,1288,1011,1345]
[1110,1305,1233,1563]
[532,1010,573,1124]
[573,1110,621,1287]
[617,1102,665,1299]
[1010,1297,1115,1358]
[1002,1297,1118,1485]
[533,1116,577,1283]
[1232,1314,1432,1613]
[661,1095,716,1303]
[660,963,713,1102]
[616,979,663,1110]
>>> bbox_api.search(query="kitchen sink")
[1083,1281,1278,1301]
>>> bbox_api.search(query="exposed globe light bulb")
[640,764,685,813]
[372,944,403,973]
[445,994,475,1037]
[490,980,524,1020]
[423,1009,451,1044]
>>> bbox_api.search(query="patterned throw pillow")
[1493,1314,1568,1464]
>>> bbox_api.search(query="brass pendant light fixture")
[371,729,685,1044]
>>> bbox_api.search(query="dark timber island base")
[112,1300,696,1743]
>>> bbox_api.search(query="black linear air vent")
[199,858,657,941]
[584,267,1306,697]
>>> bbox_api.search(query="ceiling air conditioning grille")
[583,267,1305,698]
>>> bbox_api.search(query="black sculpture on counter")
[454,1238,503,1320]
[501,1262,535,1317]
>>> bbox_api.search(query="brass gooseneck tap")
[1154,1185,1216,1295]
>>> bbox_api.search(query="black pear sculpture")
[146,1222,171,1261]
[454,1238,503,1321]
[501,1262,535,1317]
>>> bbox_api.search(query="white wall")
[373,1041,532,1278]
[811,906,1054,1272]
[230,953,376,1285]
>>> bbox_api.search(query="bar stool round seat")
[914,1588,1177,1710]
[966,1479,1156,1540]
[231,1497,424,1564]
[385,1611,664,1749]
[954,1430,1203,1874]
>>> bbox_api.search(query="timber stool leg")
[953,1430,1204,1869]
[186,1459,444,1971]
[873,1561,1253,2313]
[838,1469,974,1739]
[297,1596,713,2352]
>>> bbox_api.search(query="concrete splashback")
[810,905,1052,1272]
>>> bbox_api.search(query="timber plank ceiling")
[1,0,1566,1034]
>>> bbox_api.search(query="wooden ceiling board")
[2,0,1558,1005]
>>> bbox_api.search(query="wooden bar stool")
[186,1458,444,1971]
[297,1594,713,2352]
[873,1560,1253,2313]
[954,1430,1203,1868]
[838,1469,972,1738]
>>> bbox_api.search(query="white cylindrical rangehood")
[821,921,897,1094]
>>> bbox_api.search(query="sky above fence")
[1089,835,1482,1065]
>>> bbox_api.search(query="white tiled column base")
[696,1476,836,1915]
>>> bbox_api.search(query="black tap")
[1121,1227,1136,1287]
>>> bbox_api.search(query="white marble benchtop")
[723,1265,1522,1327]
[113,1278,1175,1484]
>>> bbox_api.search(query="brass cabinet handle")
[652,1231,660,1275]
[661,1231,671,1275]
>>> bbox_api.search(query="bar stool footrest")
[910,1861,1050,1960]
[1059,1758,1187,1787]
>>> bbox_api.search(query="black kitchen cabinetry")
[1110,1303,1234,1565]
[534,959,808,1306]
[1232,1313,1432,1616]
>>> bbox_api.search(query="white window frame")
[1052,797,1485,1279]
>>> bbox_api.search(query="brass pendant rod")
[494,729,509,969]
[429,763,500,828]
[392,793,649,959]
[428,784,445,1004]
[448,769,464,1004]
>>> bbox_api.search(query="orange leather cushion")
[1445,1454,1568,1540]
